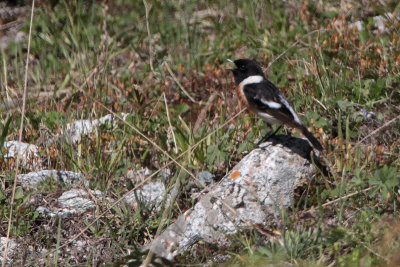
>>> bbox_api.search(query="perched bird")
[227,58,323,151]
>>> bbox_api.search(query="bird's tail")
[300,126,323,151]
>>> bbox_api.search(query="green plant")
[369,166,400,203]
[0,116,12,157]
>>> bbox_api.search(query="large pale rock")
[147,135,317,260]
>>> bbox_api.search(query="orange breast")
[236,84,247,106]
[236,84,255,112]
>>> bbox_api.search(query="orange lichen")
[231,170,240,179]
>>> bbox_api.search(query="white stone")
[124,182,170,211]
[3,141,41,170]
[0,237,18,264]
[37,189,107,218]
[61,113,129,144]
[18,170,85,187]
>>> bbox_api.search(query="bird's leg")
[262,124,282,140]
[256,124,283,146]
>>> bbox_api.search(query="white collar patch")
[239,75,264,87]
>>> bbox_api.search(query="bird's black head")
[227,59,265,85]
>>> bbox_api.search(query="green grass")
[1,0,400,265]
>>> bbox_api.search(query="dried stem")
[143,0,155,74]
[265,29,329,73]
[2,1,35,266]
[164,61,197,103]
[163,92,178,154]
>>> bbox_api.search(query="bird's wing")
[243,80,303,128]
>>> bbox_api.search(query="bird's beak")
[225,59,235,71]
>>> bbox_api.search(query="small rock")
[126,167,172,184]
[124,182,170,211]
[58,189,102,210]
[161,168,172,178]
[196,171,215,185]
[350,20,364,31]
[71,240,88,252]
[62,113,129,144]
[18,170,86,187]
[0,30,26,50]
[0,237,18,265]
[126,167,152,184]
[349,12,398,32]
[3,141,41,170]
[37,189,105,217]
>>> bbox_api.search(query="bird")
[226,58,323,151]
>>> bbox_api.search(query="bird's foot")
[256,125,283,146]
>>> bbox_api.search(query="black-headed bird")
[227,58,323,151]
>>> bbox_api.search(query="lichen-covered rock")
[0,237,18,265]
[126,167,152,184]
[18,170,86,187]
[147,135,317,260]
[37,189,105,218]
[124,181,170,211]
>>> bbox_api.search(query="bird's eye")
[240,65,246,70]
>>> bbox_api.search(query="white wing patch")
[239,75,264,87]
[238,74,304,127]
[279,95,302,125]
[257,112,281,125]
[260,99,282,109]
